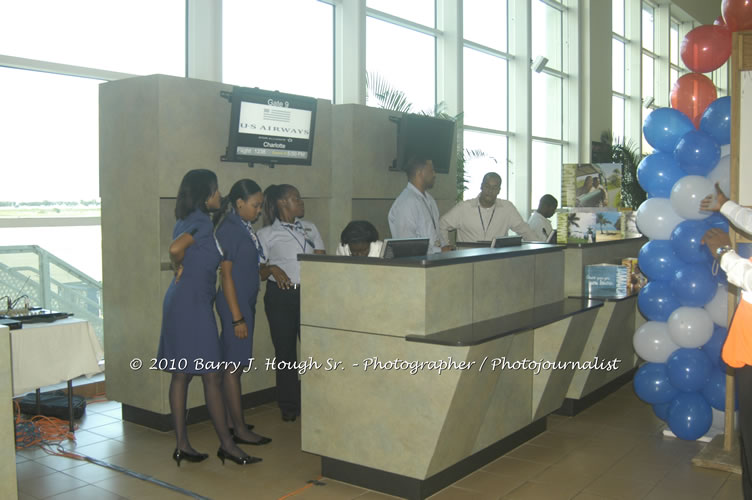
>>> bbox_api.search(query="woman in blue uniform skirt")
[157,169,260,466]
[214,179,271,446]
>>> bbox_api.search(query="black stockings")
[169,371,248,457]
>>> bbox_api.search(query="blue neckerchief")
[234,209,264,263]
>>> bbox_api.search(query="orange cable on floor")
[13,400,80,458]
[276,476,325,500]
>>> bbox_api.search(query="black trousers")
[738,366,752,499]
[264,281,300,414]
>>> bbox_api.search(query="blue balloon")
[639,280,682,322]
[634,362,678,404]
[670,220,713,264]
[637,153,685,198]
[702,370,728,410]
[644,108,696,153]
[653,401,672,421]
[702,325,729,371]
[705,212,730,232]
[667,348,712,392]
[674,130,721,176]
[668,392,713,440]
[700,96,731,146]
[671,263,717,307]
[639,240,681,281]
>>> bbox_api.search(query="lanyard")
[419,193,438,231]
[478,205,497,238]
[282,224,308,253]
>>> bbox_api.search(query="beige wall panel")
[100,76,166,411]
[0,326,17,500]
[301,262,426,336]
[472,256,535,321]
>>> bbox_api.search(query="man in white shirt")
[702,183,752,498]
[388,157,451,254]
[527,195,559,242]
[439,173,538,243]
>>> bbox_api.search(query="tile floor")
[14,384,745,500]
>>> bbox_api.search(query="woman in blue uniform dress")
[213,179,271,446]
[157,169,260,467]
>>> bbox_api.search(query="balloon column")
[632,2,748,440]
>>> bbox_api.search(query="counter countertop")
[406,298,603,346]
[299,243,563,268]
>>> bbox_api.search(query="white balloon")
[721,144,731,157]
[707,155,731,198]
[670,175,714,220]
[636,198,684,240]
[667,306,714,348]
[633,321,680,363]
[704,284,729,327]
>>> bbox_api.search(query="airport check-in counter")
[298,244,612,500]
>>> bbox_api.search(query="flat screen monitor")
[490,236,522,248]
[221,86,317,165]
[379,238,430,259]
[395,113,455,173]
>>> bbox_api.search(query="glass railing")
[0,245,103,348]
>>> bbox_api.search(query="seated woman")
[335,220,384,257]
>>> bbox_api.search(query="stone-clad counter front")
[299,245,608,499]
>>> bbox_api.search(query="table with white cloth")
[9,318,104,431]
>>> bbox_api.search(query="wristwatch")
[716,245,733,259]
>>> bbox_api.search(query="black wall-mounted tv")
[221,86,317,166]
[394,113,455,174]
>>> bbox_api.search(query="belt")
[270,280,300,290]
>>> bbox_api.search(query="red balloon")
[670,73,718,128]
[723,0,752,32]
[714,15,726,26]
[681,25,732,73]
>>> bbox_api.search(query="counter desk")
[299,244,611,500]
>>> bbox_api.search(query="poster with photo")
[564,211,623,244]
[561,163,622,209]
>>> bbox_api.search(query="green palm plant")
[595,213,609,234]
[567,212,580,231]
[366,72,479,202]
[598,131,647,209]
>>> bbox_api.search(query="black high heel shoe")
[228,423,255,436]
[172,448,209,467]
[217,447,262,465]
[232,434,272,446]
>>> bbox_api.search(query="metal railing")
[0,245,103,347]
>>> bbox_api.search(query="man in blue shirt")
[388,157,451,254]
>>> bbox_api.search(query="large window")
[612,0,627,141]
[464,0,507,53]
[0,68,103,280]
[0,0,184,76]
[641,4,656,153]
[463,48,508,132]
[669,19,681,92]
[222,0,334,100]
[366,0,434,27]
[531,0,566,210]
[366,10,436,113]
[461,0,509,200]
[463,131,508,199]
